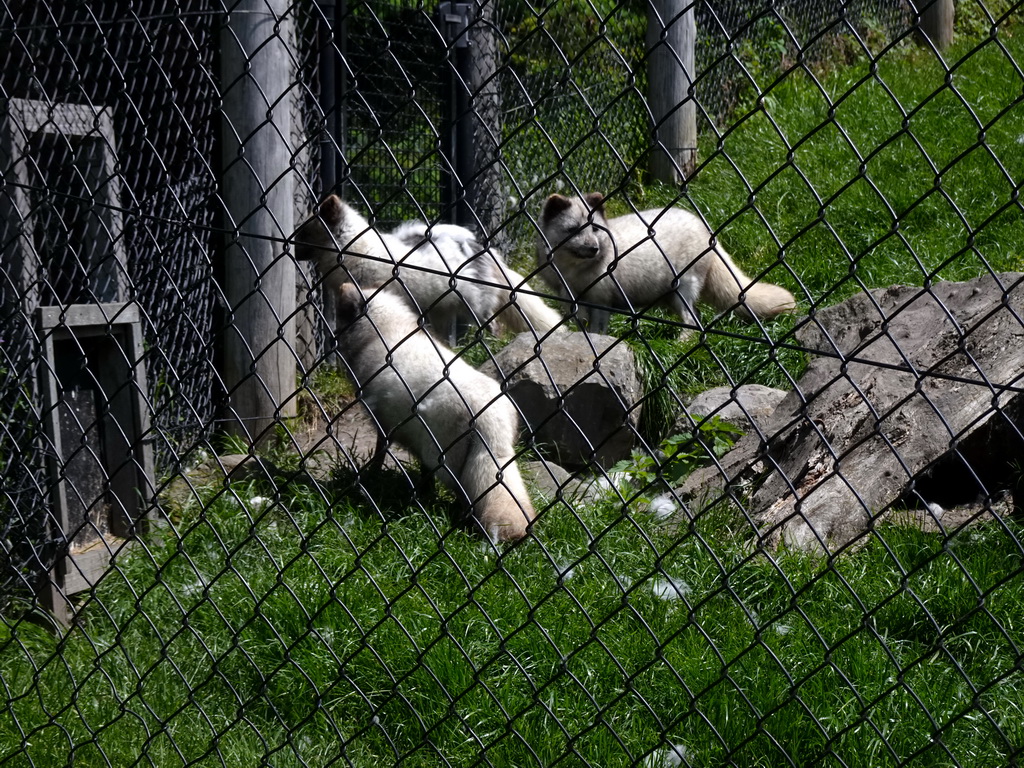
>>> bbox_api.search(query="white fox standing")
[335,281,536,542]
[536,193,796,333]
[293,195,561,341]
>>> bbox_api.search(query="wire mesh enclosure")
[1,0,1023,766]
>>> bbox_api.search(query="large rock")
[682,273,1024,553]
[482,332,642,468]
[682,384,787,434]
[295,401,413,481]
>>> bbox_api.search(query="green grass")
[1,475,1022,766]
[684,25,1024,307]
[580,21,1024,433]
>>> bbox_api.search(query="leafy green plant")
[611,417,744,491]
[956,0,1016,39]
[213,430,249,456]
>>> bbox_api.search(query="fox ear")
[584,192,605,212]
[319,194,345,227]
[541,194,572,220]
[336,282,366,329]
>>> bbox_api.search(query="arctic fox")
[335,281,536,542]
[293,195,561,341]
[536,193,796,333]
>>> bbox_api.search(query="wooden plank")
[62,535,133,596]
[0,102,45,312]
[36,304,155,622]
[38,302,138,330]
[127,315,157,531]
[38,321,72,626]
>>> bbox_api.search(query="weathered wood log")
[646,0,697,183]
[683,274,1024,553]
[913,0,954,51]
[220,0,298,444]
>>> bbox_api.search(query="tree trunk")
[467,0,506,247]
[913,0,954,51]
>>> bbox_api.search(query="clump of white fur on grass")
[650,577,691,601]
[643,743,690,767]
[648,493,680,520]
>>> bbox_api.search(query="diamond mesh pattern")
[1,1,1022,766]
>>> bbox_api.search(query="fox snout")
[570,240,601,259]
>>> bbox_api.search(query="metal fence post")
[219,0,298,445]
[439,2,474,226]
[438,1,503,236]
[647,0,698,184]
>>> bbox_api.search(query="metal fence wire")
[1,0,1024,766]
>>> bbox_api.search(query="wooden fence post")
[220,0,297,445]
[647,0,697,184]
[438,1,505,241]
[913,0,954,51]
[466,0,505,246]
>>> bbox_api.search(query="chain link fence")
[2,0,1023,765]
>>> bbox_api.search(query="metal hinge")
[438,2,473,49]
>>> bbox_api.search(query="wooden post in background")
[220,0,297,445]
[438,1,505,244]
[913,0,954,51]
[647,0,697,184]
[466,0,505,248]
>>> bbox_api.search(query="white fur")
[294,196,560,340]
[336,282,536,541]
[536,193,796,333]
[390,219,563,336]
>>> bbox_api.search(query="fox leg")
[361,431,387,476]
[665,291,700,327]
[580,306,611,334]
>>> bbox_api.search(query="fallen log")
[682,273,1024,553]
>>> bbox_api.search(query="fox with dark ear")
[536,193,795,334]
[334,281,537,543]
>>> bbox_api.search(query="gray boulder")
[682,384,787,434]
[482,331,642,469]
[682,273,1024,553]
[292,401,416,482]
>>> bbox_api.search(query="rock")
[293,401,413,481]
[682,273,1024,553]
[889,495,1014,534]
[482,332,642,469]
[682,384,787,433]
[214,453,282,481]
[522,460,574,501]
